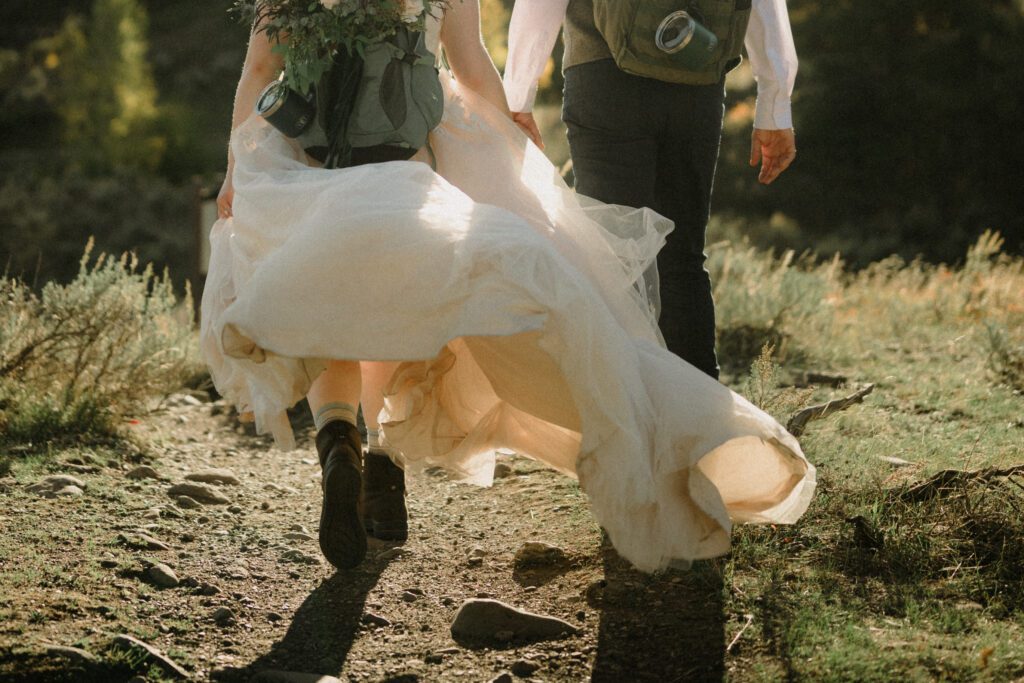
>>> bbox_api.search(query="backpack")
[265,26,444,169]
[592,0,753,85]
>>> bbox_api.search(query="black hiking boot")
[315,420,367,569]
[362,451,408,541]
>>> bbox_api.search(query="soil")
[0,393,731,682]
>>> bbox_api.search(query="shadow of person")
[220,552,394,682]
[590,536,726,683]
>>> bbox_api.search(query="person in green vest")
[504,0,798,379]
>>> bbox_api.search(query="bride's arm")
[217,23,284,219]
[439,0,512,119]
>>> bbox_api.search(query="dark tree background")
[716,0,1024,264]
[1,0,1022,288]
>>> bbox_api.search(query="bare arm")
[439,0,511,119]
[217,24,285,218]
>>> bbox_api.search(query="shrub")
[0,240,200,444]
[985,323,1024,393]
[740,343,815,423]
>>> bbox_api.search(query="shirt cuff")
[503,79,539,114]
[753,93,793,130]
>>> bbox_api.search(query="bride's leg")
[359,361,397,436]
[307,360,361,426]
[307,360,367,569]
[360,361,409,541]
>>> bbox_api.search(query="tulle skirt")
[200,73,815,571]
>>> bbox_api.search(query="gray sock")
[314,401,357,432]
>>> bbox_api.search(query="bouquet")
[235,0,449,94]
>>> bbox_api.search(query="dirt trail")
[0,394,732,682]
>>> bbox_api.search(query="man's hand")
[750,128,796,185]
[512,111,545,150]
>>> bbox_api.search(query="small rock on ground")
[281,549,319,565]
[175,495,202,509]
[38,474,86,490]
[376,547,412,561]
[125,465,161,480]
[185,468,241,486]
[147,563,179,588]
[510,659,541,677]
[450,599,578,645]
[212,607,235,623]
[490,674,514,683]
[167,482,230,505]
[53,485,84,497]
[26,475,86,497]
[119,532,170,551]
[514,541,568,569]
[361,612,392,627]
[43,643,97,664]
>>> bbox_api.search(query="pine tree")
[57,0,164,172]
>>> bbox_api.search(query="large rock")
[167,482,230,505]
[185,468,241,486]
[109,634,189,679]
[450,599,577,645]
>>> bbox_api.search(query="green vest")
[565,0,752,85]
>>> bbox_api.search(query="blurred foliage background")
[1,0,1022,290]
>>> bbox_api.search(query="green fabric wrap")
[347,28,444,151]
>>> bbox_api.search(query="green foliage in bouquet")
[234,0,449,94]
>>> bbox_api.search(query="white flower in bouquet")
[401,0,425,23]
[320,0,341,8]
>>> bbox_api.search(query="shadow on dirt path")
[591,538,725,682]
[221,558,393,681]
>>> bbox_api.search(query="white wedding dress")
[201,17,815,572]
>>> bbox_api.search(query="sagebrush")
[0,240,200,443]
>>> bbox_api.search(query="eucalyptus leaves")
[235,0,448,94]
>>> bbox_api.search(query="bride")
[202,0,815,572]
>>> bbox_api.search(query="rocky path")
[0,394,730,682]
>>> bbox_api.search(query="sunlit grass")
[711,231,1024,680]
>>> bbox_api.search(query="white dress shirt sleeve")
[503,0,570,113]
[745,0,798,130]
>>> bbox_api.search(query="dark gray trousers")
[562,59,725,379]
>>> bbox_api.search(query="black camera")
[255,79,328,159]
